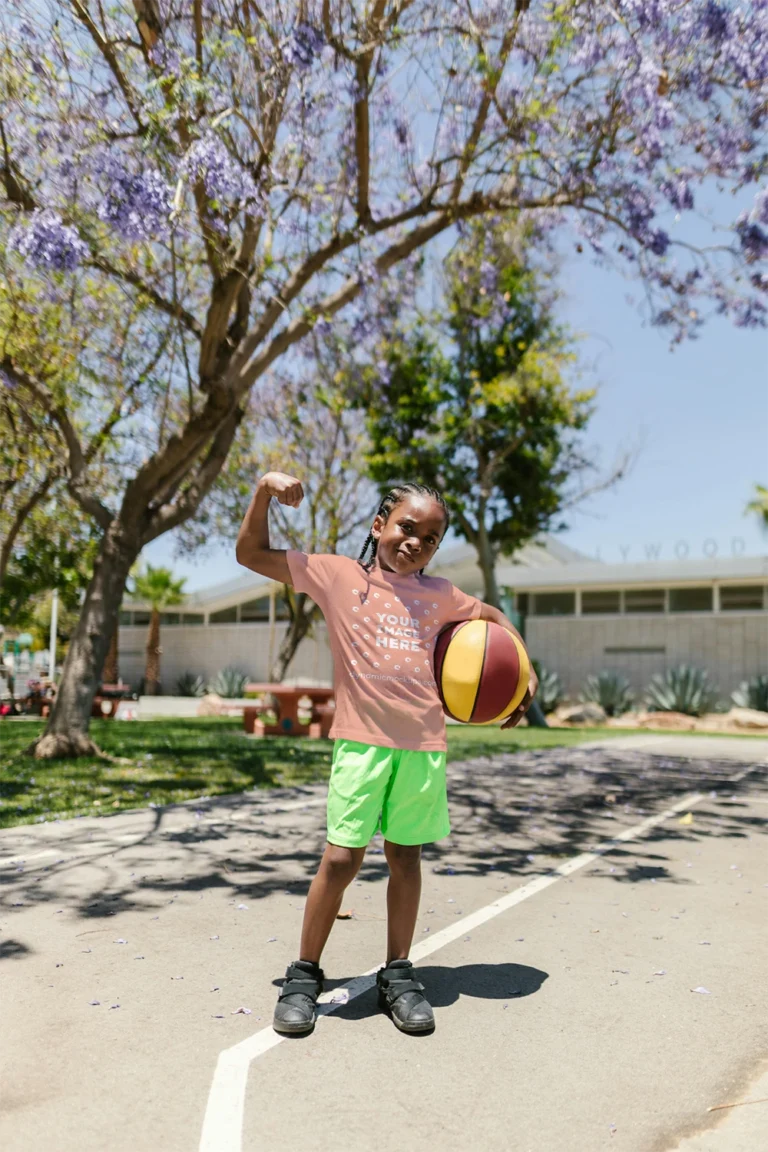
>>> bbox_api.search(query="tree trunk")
[144,608,161,695]
[269,592,320,681]
[103,624,119,684]
[27,523,140,758]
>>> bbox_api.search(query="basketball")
[433,619,531,725]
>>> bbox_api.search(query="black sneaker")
[376,959,435,1033]
[273,960,324,1035]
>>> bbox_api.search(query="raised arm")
[235,472,304,584]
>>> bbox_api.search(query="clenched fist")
[257,471,305,508]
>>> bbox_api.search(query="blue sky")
[146,212,768,591]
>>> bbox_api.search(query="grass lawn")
[0,718,622,830]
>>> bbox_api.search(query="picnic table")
[243,683,335,739]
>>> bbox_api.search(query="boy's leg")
[383,841,422,962]
[299,842,366,963]
[377,839,434,1033]
[274,842,364,1035]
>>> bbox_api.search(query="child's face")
[372,494,447,575]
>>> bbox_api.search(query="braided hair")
[357,482,450,575]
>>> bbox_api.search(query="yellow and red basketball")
[433,619,530,725]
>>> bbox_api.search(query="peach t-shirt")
[286,551,483,752]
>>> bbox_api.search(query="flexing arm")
[235,472,304,583]
[477,601,539,729]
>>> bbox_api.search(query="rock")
[552,702,607,725]
[727,707,768,730]
[196,693,225,717]
[638,711,697,731]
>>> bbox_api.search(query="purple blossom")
[701,2,730,44]
[10,210,87,272]
[183,134,259,207]
[737,219,768,264]
[98,165,172,240]
[284,23,324,72]
[662,178,694,212]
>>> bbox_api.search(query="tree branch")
[89,256,203,338]
[70,0,146,132]
[0,470,58,588]
[0,358,114,530]
[141,403,244,542]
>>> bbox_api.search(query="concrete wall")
[117,621,334,690]
[526,612,768,699]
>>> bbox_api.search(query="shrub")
[176,672,207,697]
[532,661,563,713]
[646,665,716,717]
[581,671,634,717]
[731,674,768,712]
[208,666,249,698]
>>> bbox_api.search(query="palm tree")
[746,484,768,530]
[130,564,186,695]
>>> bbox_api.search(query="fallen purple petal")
[210,935,219,940]
[114,939,127,944]
[691,986,711,994]
[232,1006,252,1014]
[89,1000,100,1006]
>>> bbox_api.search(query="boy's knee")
[323,843,362,883]
[384,841,422,875]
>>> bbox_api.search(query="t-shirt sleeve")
[285,551,341,609]
[447,582,483,621]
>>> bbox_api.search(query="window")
[582,590,621,615]
[181,613,204,625]
[515,593,529,615]
[668,587,712,613]
[209,606,238,624]
[624,589,665,614]
[532,592,575,616]
[240,598,270,622]
[160,612,180,625]
[132,611,151,626]
[119,610,133,625]
[720,585,766,611]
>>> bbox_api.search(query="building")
[118,540,768,700]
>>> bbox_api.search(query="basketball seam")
[437,620,470,723]
[469,620,488,723]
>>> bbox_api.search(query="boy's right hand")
[258,471,304,508]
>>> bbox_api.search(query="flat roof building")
[119,541,768,701]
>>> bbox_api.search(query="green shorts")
[327,739,450,848]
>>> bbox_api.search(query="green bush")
[176,672,206,697]
[731,674,768,712]
[532,661,563,713]
[208,667,250,698]
[581,671,634,717]
[646,665,716,717]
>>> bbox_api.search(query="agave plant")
[208,666,250,698]
[731,674,768,712]
[176,672,207,698]
[646,665,716,717]
[581,671,634,717]
[531,662,563,714]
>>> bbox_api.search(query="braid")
[356,481,450,574]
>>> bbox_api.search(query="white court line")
[198,783,735,1152]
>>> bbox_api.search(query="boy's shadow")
[331,962,548,1022]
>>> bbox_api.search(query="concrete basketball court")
[1,734,767,1152]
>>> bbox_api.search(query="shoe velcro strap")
[379,978,424,1001]
[278,978,321,1001]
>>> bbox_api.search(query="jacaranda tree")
[0,1,766,755]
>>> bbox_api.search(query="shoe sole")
[272,1017,316,1035]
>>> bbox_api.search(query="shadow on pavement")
[330,962,549,1023]
[1,746,766,925]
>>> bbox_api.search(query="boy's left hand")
[501,666,539,730]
